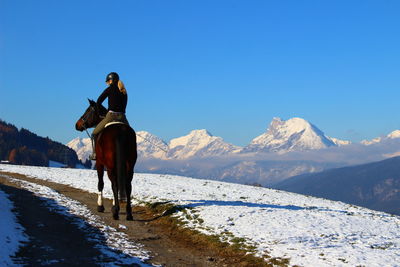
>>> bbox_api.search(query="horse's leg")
[108,169,120,220]
[125,168,134,221]
[96,164,105,212]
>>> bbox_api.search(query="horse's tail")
[115,127,128,202]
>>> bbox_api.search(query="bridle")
[80,105,96,138]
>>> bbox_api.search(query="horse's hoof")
[111,206,119,220]
[97,205,105,212]
[126,214,133,221]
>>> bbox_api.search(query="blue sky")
[1,0,400,146]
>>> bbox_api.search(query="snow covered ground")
[0,174,153,266]
[1,164,400,267]
[0,187,28,266]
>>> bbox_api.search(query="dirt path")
[0,171,270,267]
[0,182,140,266]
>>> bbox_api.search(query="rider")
[90,72,129,160]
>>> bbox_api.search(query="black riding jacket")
[96,83,127,113]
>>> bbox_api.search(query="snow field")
[1,164,399,267]
[0,187,28,266]
[0,173,154,266]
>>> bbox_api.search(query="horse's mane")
[89,99,107,117]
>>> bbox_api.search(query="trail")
[0,172,262,267]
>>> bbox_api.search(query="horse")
[75,99,137,220]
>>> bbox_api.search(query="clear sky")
[1,0,400,146]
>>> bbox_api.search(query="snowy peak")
[66,137,92,162]
[67,132,170,162]
[361,137,382,146]
[362,129,400,145]
[67,137,89,151]
[271,117,312,134]
[168,129,241,159]
[243,117,337,153]
[68,129,241,161]
[388,130,400,139]
[169,129,213,150]
[136,131,168,159]
[67,118,355,160]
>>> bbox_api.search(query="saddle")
[90,120,131,160]
[105,121,127,128]
[99,121,132,139]
[95,121,130,141]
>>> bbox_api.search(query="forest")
[0,119,89,168]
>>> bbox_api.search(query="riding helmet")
[105,72,120,82]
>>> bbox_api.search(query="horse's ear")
[88,98,95,106]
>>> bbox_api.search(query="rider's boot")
[89,134,97,160]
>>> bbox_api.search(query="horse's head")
[75,99,107,131]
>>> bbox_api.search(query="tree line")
[0,119,90,168]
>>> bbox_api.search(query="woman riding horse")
[91,72,129,160]
[75,72,137,221]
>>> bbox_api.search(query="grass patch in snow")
[143,200,290,267]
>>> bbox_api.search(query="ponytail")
[118,80,127,95]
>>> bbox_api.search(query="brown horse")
[75,99,137,220]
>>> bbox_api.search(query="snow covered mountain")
[388,130,400,139]
[66,119,400,186]
[67,134,169,162]
[66,137,93,162]
[242,117,349,153]
[167,129,241,159]
[136,131,168,159]
[67,130,240,161]
[67,117,353,161]
[276,156,400,216]
[68,118,400,164]
[361,129,400,145]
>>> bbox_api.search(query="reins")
[80,106,97,148]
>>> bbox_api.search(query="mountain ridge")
[361,129,400,145]
[69,117,358,161]
[67,117,400,187]
[274,156,400,215]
